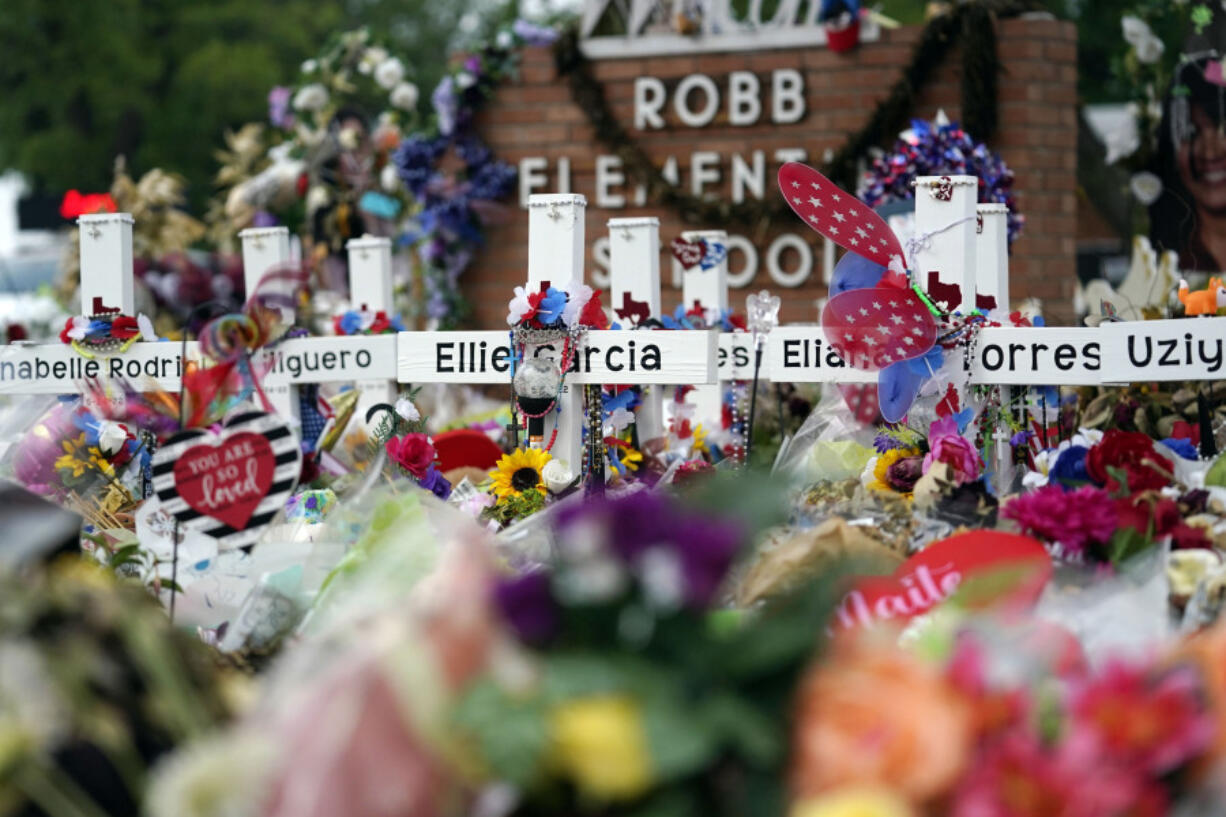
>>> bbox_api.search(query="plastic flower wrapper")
[148,528,499,817]
[1032,543,1173,668]
[775,388,877,483]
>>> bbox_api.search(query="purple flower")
[268,86,294,129]
[432,76,458,136]
[873,432,910,454]
[494,571,559,646]
[1010,429,1033,447]
[513,19,558,46]
[556,491,744,608]
[418,465,452,500]
[463,55,482,75]
[393,135,447,198]
[886,455,924,493]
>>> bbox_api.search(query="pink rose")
[923,434,984,485]
[386,433,436,479]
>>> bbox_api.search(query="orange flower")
[791,632,973,804]
[1171,617,1226,768]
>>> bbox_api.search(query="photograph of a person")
[1150,51,1226,273]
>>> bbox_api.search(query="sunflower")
[490,448,552,499]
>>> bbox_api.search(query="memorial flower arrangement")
[331,305,405,335]
[392,20,557,325]
[369,395,452,500]
[859,114,1023,246]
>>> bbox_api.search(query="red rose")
[1086,430,1173,493]
[1114,493,1181,538]
[1171,523,1212,550]
[368,312,391,334]
[386,433,436,479]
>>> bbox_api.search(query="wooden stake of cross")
[345,235,399,420]
[0,213,195,397]
[607,216,665,443]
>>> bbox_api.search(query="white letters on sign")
[397,331,717,386]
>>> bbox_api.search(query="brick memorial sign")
[467,15,1078,328]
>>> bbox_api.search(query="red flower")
[936,383,960,418]
[1171,420,1201,447]
[110,316,140,340]
[1114,493,1181,539]
[578,291,609,329]
[386,433,436,479]
[1086,430,1173,493]
[295,172,309,197]
[727,313,747,331]
[1171,523,1212,550]
[331,315,346,335]
[59,318,75,345]
[368,311,391,334]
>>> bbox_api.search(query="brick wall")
[468,17,1078,328]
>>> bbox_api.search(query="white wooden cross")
[397,193,718,480]
[345,235,400,419]
[677,229,728,425]
[239,227,399,448]
[607,216,665,443]
[0,213,194,397]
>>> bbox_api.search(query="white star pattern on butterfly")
[845,313,856,324]
[855,227,868,239]
[879,238,888,246]
[895,347,907,357]
[888,300,898,308]
[829,225,839,235]
[791,181,800,188]
[844,332,854,341]
[849,238,859,246]
[911,327,925,337]
[808,214,820,223]
[889,315,904,325]
[913,313,924,321]
[903,336,915,346]
[810,182,821,190]
[877,325,891,336]
[858,307,869,316]
[793,197,803,204]
[872,301,882,310]
[832,211,846,223]
[864,336,878,347]
[808,196,822,208]
[831,193,841,203]
[881,353,893,363]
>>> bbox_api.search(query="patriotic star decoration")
[777,161,939,373]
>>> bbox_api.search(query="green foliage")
[0,0,516,208]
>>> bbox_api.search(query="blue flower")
[1049,445,1090,489]
[536,287,567,325]
[1161,437,1199,460]
[338,311,364,335]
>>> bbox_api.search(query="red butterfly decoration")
[778,163,904,269]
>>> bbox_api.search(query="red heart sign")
[837,383,881,425]
[778,162,904,269]
[832,531,1052,632]
[821,287,938,371]
[173,432,276,530]
[670,237,704,269]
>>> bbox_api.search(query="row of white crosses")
[5,179,1223,475]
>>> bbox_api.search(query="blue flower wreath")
[859,117,1024,246]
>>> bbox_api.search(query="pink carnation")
[1001,485,1118,555]
[923,433,984,485]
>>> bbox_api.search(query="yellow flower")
[692,423,709,454]
[791,788,915,817]
[489,448,552,499]
[618,447,643,472]
[549,696,652,801]
[869,447,920,494]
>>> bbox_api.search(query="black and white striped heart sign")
[151,411,301,551]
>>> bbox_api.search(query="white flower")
[97,421,128,455]
[394,397,421,422]
[66,315,90,340]
[358,46,388,75]
[300,59,318,73]
[137,312,157,342]
[496,30,513,48]
[637,547,684,610]
[1121,15,1152,47]
[292,83,329,112]
[605,407,635,435]
[337,125,360,151]
[146,733,276,817]
[542,459,574,492]
[380,163,401,192]
[374,57,406,90]
[562,279,594,327]
[1134,34,1165,64]
[305,185,330,212]
[860,455,880,490]
[1130,171,1164,205]
[507,286,533,325]
[389,81,419,111]
[1104,121,1141,165]
[1022,449,1055,489]
[455,71,477,90]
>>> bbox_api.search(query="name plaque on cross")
[0,342,199,395]
[254,335,399,386]
[397,330,718,385]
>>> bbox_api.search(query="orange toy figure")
[1177,278,1226,316]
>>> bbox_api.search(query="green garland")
[553,0,1035,227]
